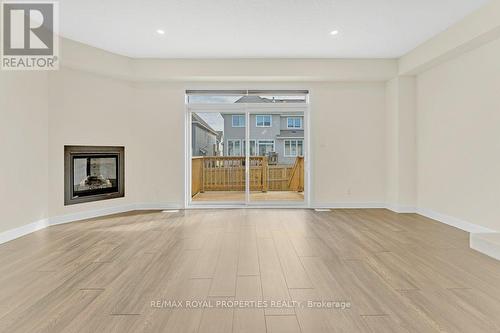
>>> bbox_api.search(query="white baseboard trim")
[0,218,50,245]
[50,203,184,226]
[470,233,500,261]
[469,233,500,260]
[311,202,387,209]
[0,219,49,244]
[312,204,495,234]
[134,203,184,211]
[386,204,417,214]
[0,202,183,244]
[416,207,496,234]
[49,204,137,226]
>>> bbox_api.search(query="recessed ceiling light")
[156,29,165,35]
[330,30,339,36]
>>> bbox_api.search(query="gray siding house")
[222,113,304,165]
[192,113,221,156]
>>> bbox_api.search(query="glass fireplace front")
[73,155,118,197]
[64,146,125,205]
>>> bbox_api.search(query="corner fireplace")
[64,146,125,205]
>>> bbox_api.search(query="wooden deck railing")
[191,156,304,196]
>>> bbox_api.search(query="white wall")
[131,82,186,205]
[417,36,500,232]
[0,71,49,233]
[385,79,399,206]
[47,68,136,218]
[311,82,386,205]
[398,78,417,209]
[385,77,417,212]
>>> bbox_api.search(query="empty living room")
[2,0,500,332]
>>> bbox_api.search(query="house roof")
[192,113,218,136]
[235,96,305,104]
[235,96,272,103]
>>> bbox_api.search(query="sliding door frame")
[185,102,311,209]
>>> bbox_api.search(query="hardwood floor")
[1,209,500,332]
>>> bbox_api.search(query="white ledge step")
[470,233,500,261]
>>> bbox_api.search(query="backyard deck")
[191,156,304,201]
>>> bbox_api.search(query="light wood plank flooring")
[1,209,500,332]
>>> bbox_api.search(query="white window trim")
[232,115,245,128]
[284,139,304,157]
[257,139,275,155]
[227,139,242,156]
[256,115,272,127]
[243,139,257,156]
[286,117,303,129]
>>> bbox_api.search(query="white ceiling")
[59,0,490,59]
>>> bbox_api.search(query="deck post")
[262,157,268,192]
[201,157,205,193]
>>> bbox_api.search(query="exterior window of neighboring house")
[227,140,242,156]
[232,115,245,127]
[243,140,257,156]
[256,115,272,127]
[287,117,302,129]
[284,140,304,157]
[258,140,275,156]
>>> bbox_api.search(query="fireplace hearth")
[64,146,124,205]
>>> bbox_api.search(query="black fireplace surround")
[64,146,125,205]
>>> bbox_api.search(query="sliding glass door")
[187,90,308,206]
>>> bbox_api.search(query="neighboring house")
[222,111,304,165]
[191,114,221,156]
